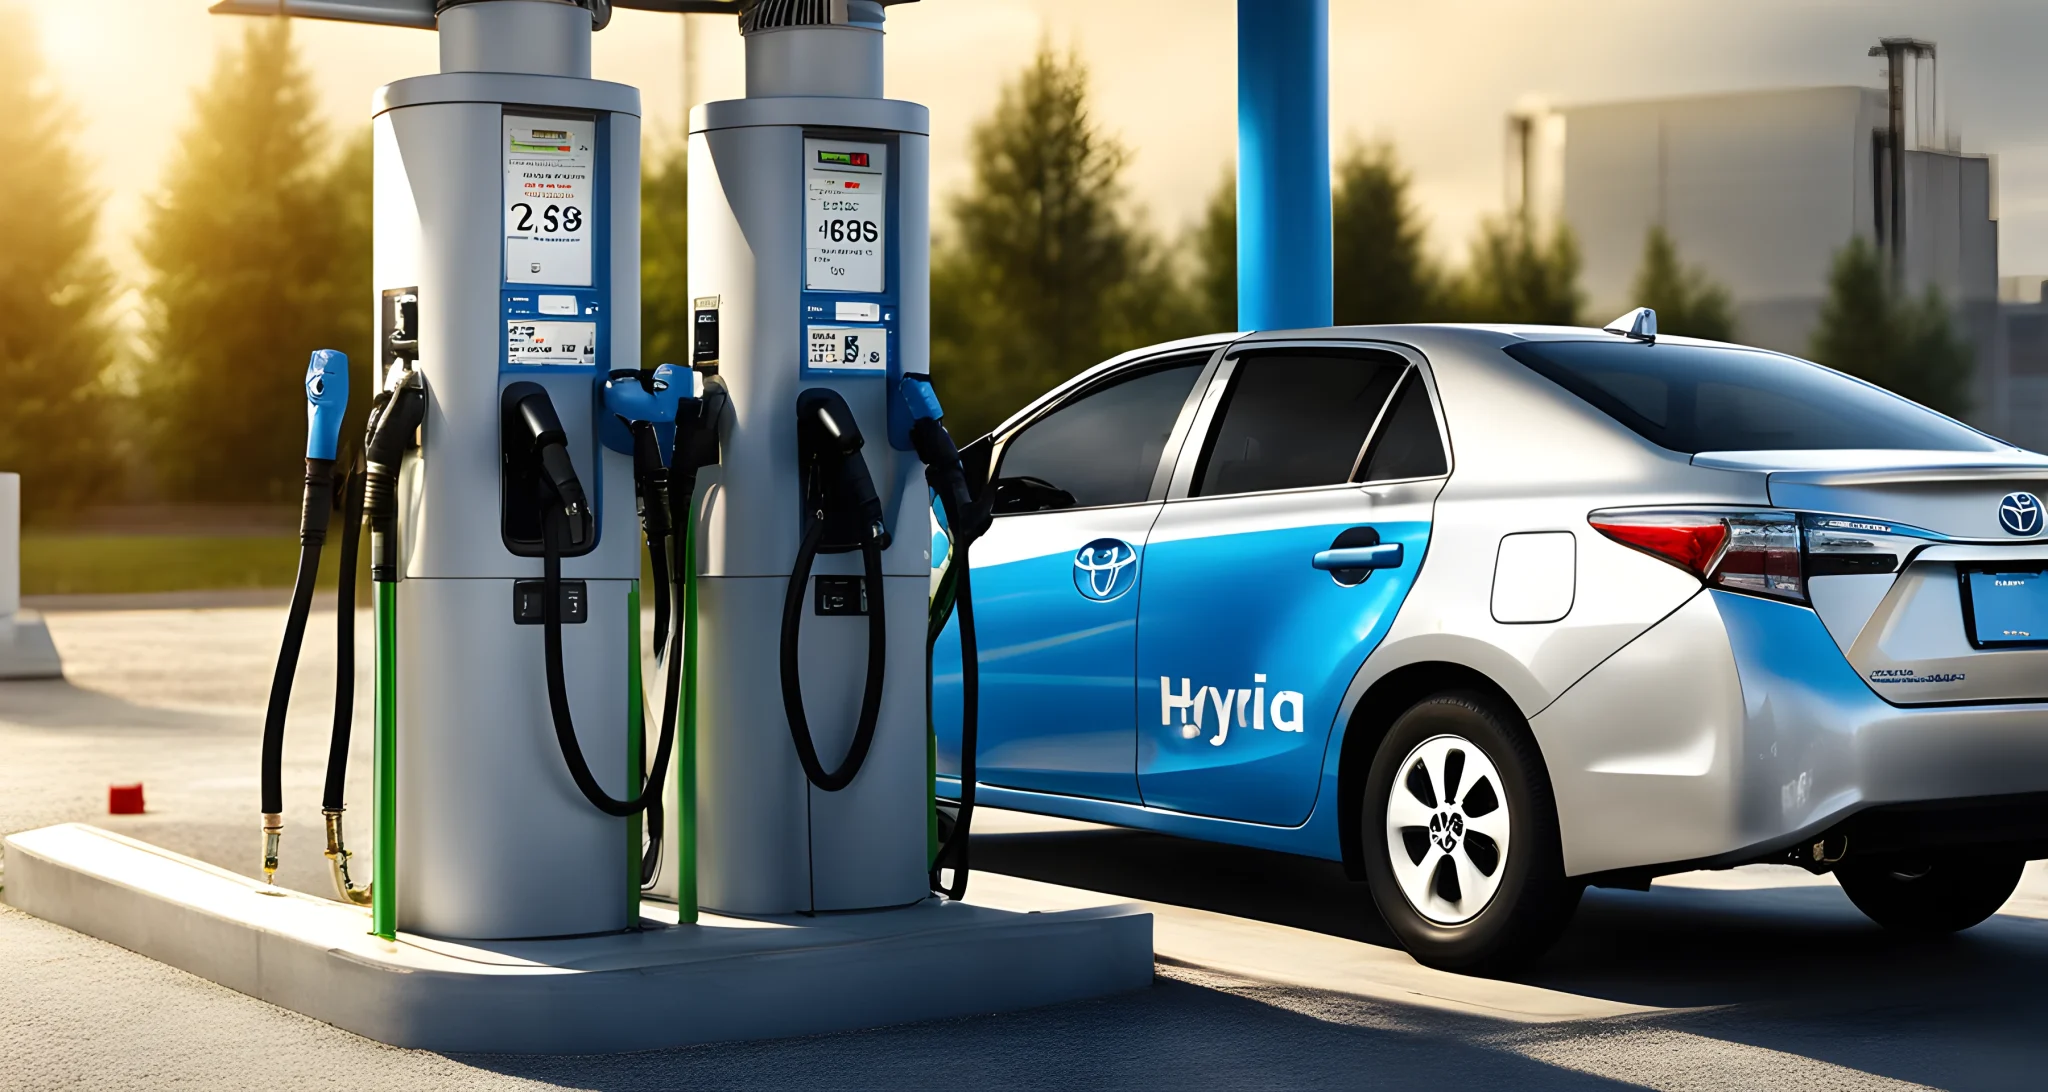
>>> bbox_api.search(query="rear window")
[1503,340,2002,454]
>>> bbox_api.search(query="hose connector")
[262,812,284,885]
[322,808,374,906]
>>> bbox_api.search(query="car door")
[1135,344,1450,825]
[933,351,1216,803]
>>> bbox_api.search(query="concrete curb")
[2,823,1155,1053]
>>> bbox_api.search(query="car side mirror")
[991,475,1076,515]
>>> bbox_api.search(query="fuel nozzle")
[363,364,426,581]
[604,363,701,541]
[896,374,990,546]
[796,388,888,549]
[503,382,592,548]
[297,350,351,545]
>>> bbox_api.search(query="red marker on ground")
[108,784,145,815]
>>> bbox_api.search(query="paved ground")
[3,601,2047,1090]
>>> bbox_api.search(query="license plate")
[1960,567,2048,648]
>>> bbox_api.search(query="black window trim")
[1164,339,1452,502]
[985,346,1227,517]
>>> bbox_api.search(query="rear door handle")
[1312,544,1403,571]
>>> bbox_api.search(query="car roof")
[986,323,1713,440]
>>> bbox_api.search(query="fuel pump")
[687,0,951,916]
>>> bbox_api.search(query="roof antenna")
[1603,307,1657,343]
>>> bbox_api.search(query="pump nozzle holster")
[796,388,889,552]
[502,382,593,549]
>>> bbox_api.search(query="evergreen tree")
[0,3,120,518]
[136,17,370,503]
[1810,236,1972,416]
[1445,213,1583,325]
[642,139,691,370]
[1188,170,1236,333]
[931,44,1183,440]
[1332,142,1440,326]
[1630,225,1735,341]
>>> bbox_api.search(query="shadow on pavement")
[971,825,1397,944]
[452,971,1640,1091]
[970,823,2048,1091]
[0,677,222,732]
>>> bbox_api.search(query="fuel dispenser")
[0,0,1149,1051]
[246,0,990,937]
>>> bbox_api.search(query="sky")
[28,0,2048,318]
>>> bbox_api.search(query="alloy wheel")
[1383,733,1512,925]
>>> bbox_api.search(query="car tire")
[1834,852,2023,934]
[1361,691,1581,975]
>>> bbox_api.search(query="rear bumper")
[1531,589,2048,878]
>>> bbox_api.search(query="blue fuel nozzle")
[604,363,696,425]
[304,350,349,461]
[896,373,945,424]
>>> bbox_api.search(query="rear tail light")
[1589,508,1805,602]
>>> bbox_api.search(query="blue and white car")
[931,315,2048,972]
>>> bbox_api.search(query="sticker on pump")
[807,325,887,373]
[507,320,597,365]
[504,115,596,287]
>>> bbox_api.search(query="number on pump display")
[511,203,586,234]
[817,218,880,243]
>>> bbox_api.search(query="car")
[928,314,2048,973]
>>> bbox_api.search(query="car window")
[992,359,1205,513]
[1360,373,1449,480]
[1192,351,1405,497]
[1504,340,2004,453]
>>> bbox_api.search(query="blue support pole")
[1237,0,1332,332]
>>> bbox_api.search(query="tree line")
[0,17,1975,519]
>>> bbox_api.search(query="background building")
[1547,48,2044,448]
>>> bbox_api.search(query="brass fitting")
[322,808,373,906]
[262,813,284,884]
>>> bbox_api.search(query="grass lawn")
[21,532,658,597]
[20,533,358,597]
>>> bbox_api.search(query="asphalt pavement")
[2,600,2045,1090]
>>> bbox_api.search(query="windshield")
[1503,340,2005,454]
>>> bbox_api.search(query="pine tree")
[642,139,690,370]
[1331,142,1440,326]
[1445,213,1583,326]
[1810,236,1972,416]
[136,16,370,503]
[931,44,1182,440]
[1630,225,1735,341]
[0,3,120,518]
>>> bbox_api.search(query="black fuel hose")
[779,515,888,793]
[930,540,978,898]
[321,461,366,812]
[908,408,988,899]
[541,504,681,818]
[260,457,336,874]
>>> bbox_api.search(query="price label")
[804,138,886,293]
[507,320,597,365]
[505,115,595,286]
[807,325,887,373]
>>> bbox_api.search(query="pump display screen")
[804,139,886,293]
[504,114,596,287]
